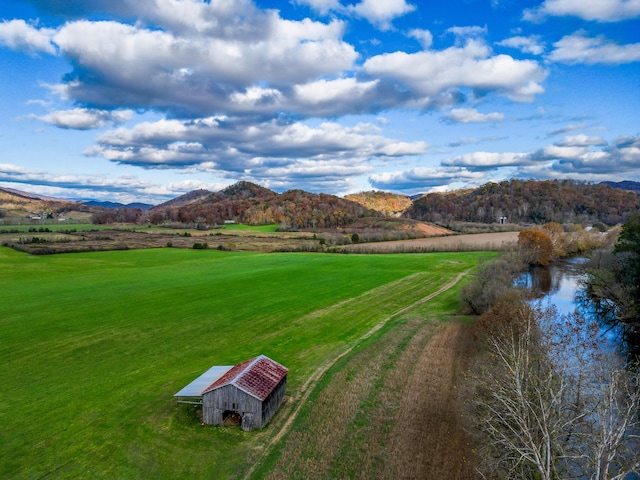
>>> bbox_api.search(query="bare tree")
[572,362,640,480]
[471,302,640,480]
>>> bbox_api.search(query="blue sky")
[0,0,639,204]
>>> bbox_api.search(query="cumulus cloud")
[2,5,548,125]
[436,134,640,181]
[85,116,428,192]
[497,35,545,55]
[548,31,640,64]
[556,134,607,147]
[530,134,640,174]
[348,0,416,30]
[442,151,531,169]
[524,0,640,22]
[446,25,488,42]
[41,13,357,117]
[0,162,212,203]
[408,28,433,49]
[293,0,343,15]
[445,108,504,123]
[369,166,486,191]
[30,108,134,129]
[364,39,547,103]
[0,19,56,54]
[292,78,384,116]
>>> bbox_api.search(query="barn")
[174,355,288,431]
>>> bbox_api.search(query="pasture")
[0,247,492,478]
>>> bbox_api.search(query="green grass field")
[0,247,492,479]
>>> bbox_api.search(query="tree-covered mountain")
[147,181,376,229]
[405,179,640,226]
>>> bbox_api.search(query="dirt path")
[243,270,470,479]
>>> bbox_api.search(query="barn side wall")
[260,375,287,429]
[202,385,261,429]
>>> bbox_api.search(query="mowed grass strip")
[0,247,487,479]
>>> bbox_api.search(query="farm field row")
[0,247,492,478]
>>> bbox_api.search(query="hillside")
[345,191,413,216]
[0,186,80,218]
[406,179,640,226]
[151,188,213,210]
[148,182,377,229]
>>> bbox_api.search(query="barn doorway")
[222,409,242,426]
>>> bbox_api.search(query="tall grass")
[0,247,485,479]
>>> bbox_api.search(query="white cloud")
[42,14,357,117]
[31,108,133,129]
[0,163,196,203]
[436,134,640,180]
[87,117,429,177]
[293,77,382,115]
[292,0,343,15]
[524,0,640,22]
[364,39,547,103]
[442,151,530,169]
[0,19,56,54]
[445,108,504,123]
[497,35,545,55]
[348,0,416,30]
[408,29,433,49]
[557,134,607,147]
[548,31,640,64]
[369,166,486,190]
[446,25,488,42]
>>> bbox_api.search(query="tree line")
[407,179,640,226]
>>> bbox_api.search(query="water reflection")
[519,257,625,351]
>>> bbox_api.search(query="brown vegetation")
[343,231,520,253]
[0,228,319,254]
[263,318,477,480]
[344,190,413,216]
[518,229,554,265]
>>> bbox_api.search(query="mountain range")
[2,179,640,227]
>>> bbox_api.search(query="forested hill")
[405,179,640,226]
[147,181,376,228]
[344,191,412,216]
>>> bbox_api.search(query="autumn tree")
[518,229,553,266]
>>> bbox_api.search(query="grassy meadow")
[0,246,492,478]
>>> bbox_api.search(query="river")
[519,256,625,352]
[520,258,639,479]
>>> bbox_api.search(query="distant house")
[174,355,288,431]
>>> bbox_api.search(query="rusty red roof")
[202,355,288,401]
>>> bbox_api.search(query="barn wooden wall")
[201,376,287,431]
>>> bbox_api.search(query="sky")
[0,0,639,205]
